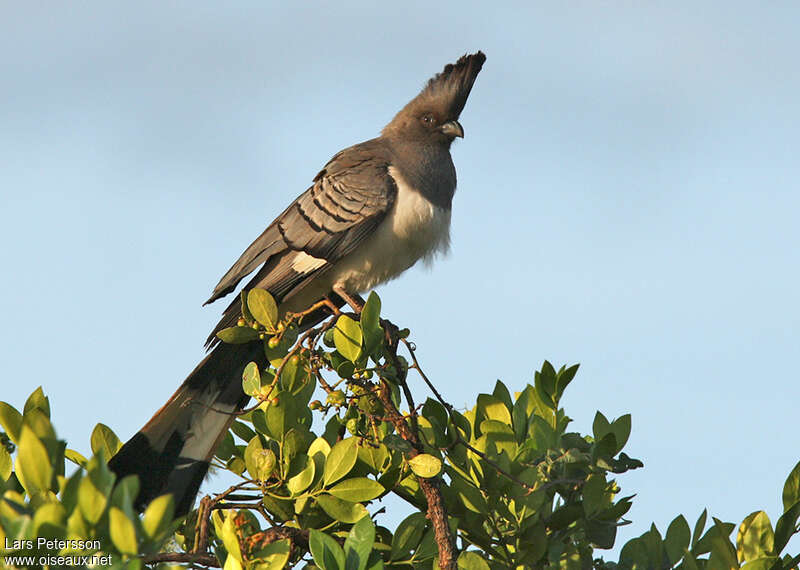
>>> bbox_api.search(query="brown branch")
[141,552,220,567]
[378,325,458,570]
[244,526,310,556]
[193,495,213,554]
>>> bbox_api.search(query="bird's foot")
[287,298,342,322]
[332,284,366,313]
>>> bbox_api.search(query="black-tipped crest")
[384,51,486,135]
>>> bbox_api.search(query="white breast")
[332,166,451,292]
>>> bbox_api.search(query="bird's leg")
[332,284,366,313]
[286,298,342,321]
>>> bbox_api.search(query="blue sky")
[1,1,798,557]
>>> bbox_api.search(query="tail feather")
[109,341,265,514]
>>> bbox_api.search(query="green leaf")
[492,380,513,412]
[245,437,276,481]
[78,474,108,524]
[310,528,346,570]
[361,292,383,358]
[582,473,608,516]
[412,526,438,561]
[457,551,491,570]
[592,411,611,441]
[782,460,800,512]
[309,436,332,458]
[317,493,369,523]
[694,518,735,556]
[64,448,88,468]
[15,425,53,495]
[336,360,356,379]
[90,423,121,458]
[240,289,255,323]
[59,470,82,514]
[535,361,557,407]
[260,494,294,522]
[280,355,307,392]
[0,402,23,444]
[709,534,738,570]
[390,512,427,561]
[737,511,774,562]
[242,361,262,396]
[323,437,359,486]
[23,387,50,418]
[0,446,11,480]
[476,394,512,427]
[216,326,260,344]
[334,315,363,362]
[610,414,632,452]
[693,509,708,548]
[408,454,442,478]
[248,288,279,330]
[215,432,235,462]
[217,510,244,565]
[593,412,630,454]
[142,494,175,540]
[286,454,315,496]
[344,515,376,570]
[479,420,516,459]
[109,506,138,555]
[264,393,291,441]
[328,477,385,502]
[358,443,389,474]
[251,539,291,569]
[32,501,66,536]
[665,515,691,565]
[449,474,487,514]
[555,363,580,397]
[774,501,800,553]
[111,474,140,516]
[22,408,56,442]
[231,420,257,442]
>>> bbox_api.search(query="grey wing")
[205,143,397,309]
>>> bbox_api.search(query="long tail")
[108,341,266,515]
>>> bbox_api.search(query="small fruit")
[326,390,346,406]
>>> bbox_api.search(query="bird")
[108,51,486,515]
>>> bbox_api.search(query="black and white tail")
[108,341,265,515]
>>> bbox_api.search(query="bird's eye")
[421,114,435,126]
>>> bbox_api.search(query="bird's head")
[382,51,486,147]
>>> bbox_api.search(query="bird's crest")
[384,51,486,132]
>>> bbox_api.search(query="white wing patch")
[290,251,327,273]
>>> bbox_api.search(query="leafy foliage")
[0,291,798,569]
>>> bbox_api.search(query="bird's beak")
[439,120,464,138]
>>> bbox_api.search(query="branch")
[141,552,220,568]
[381,324,458,570]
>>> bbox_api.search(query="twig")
[379,326,457,570]
[141,552,220,567]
